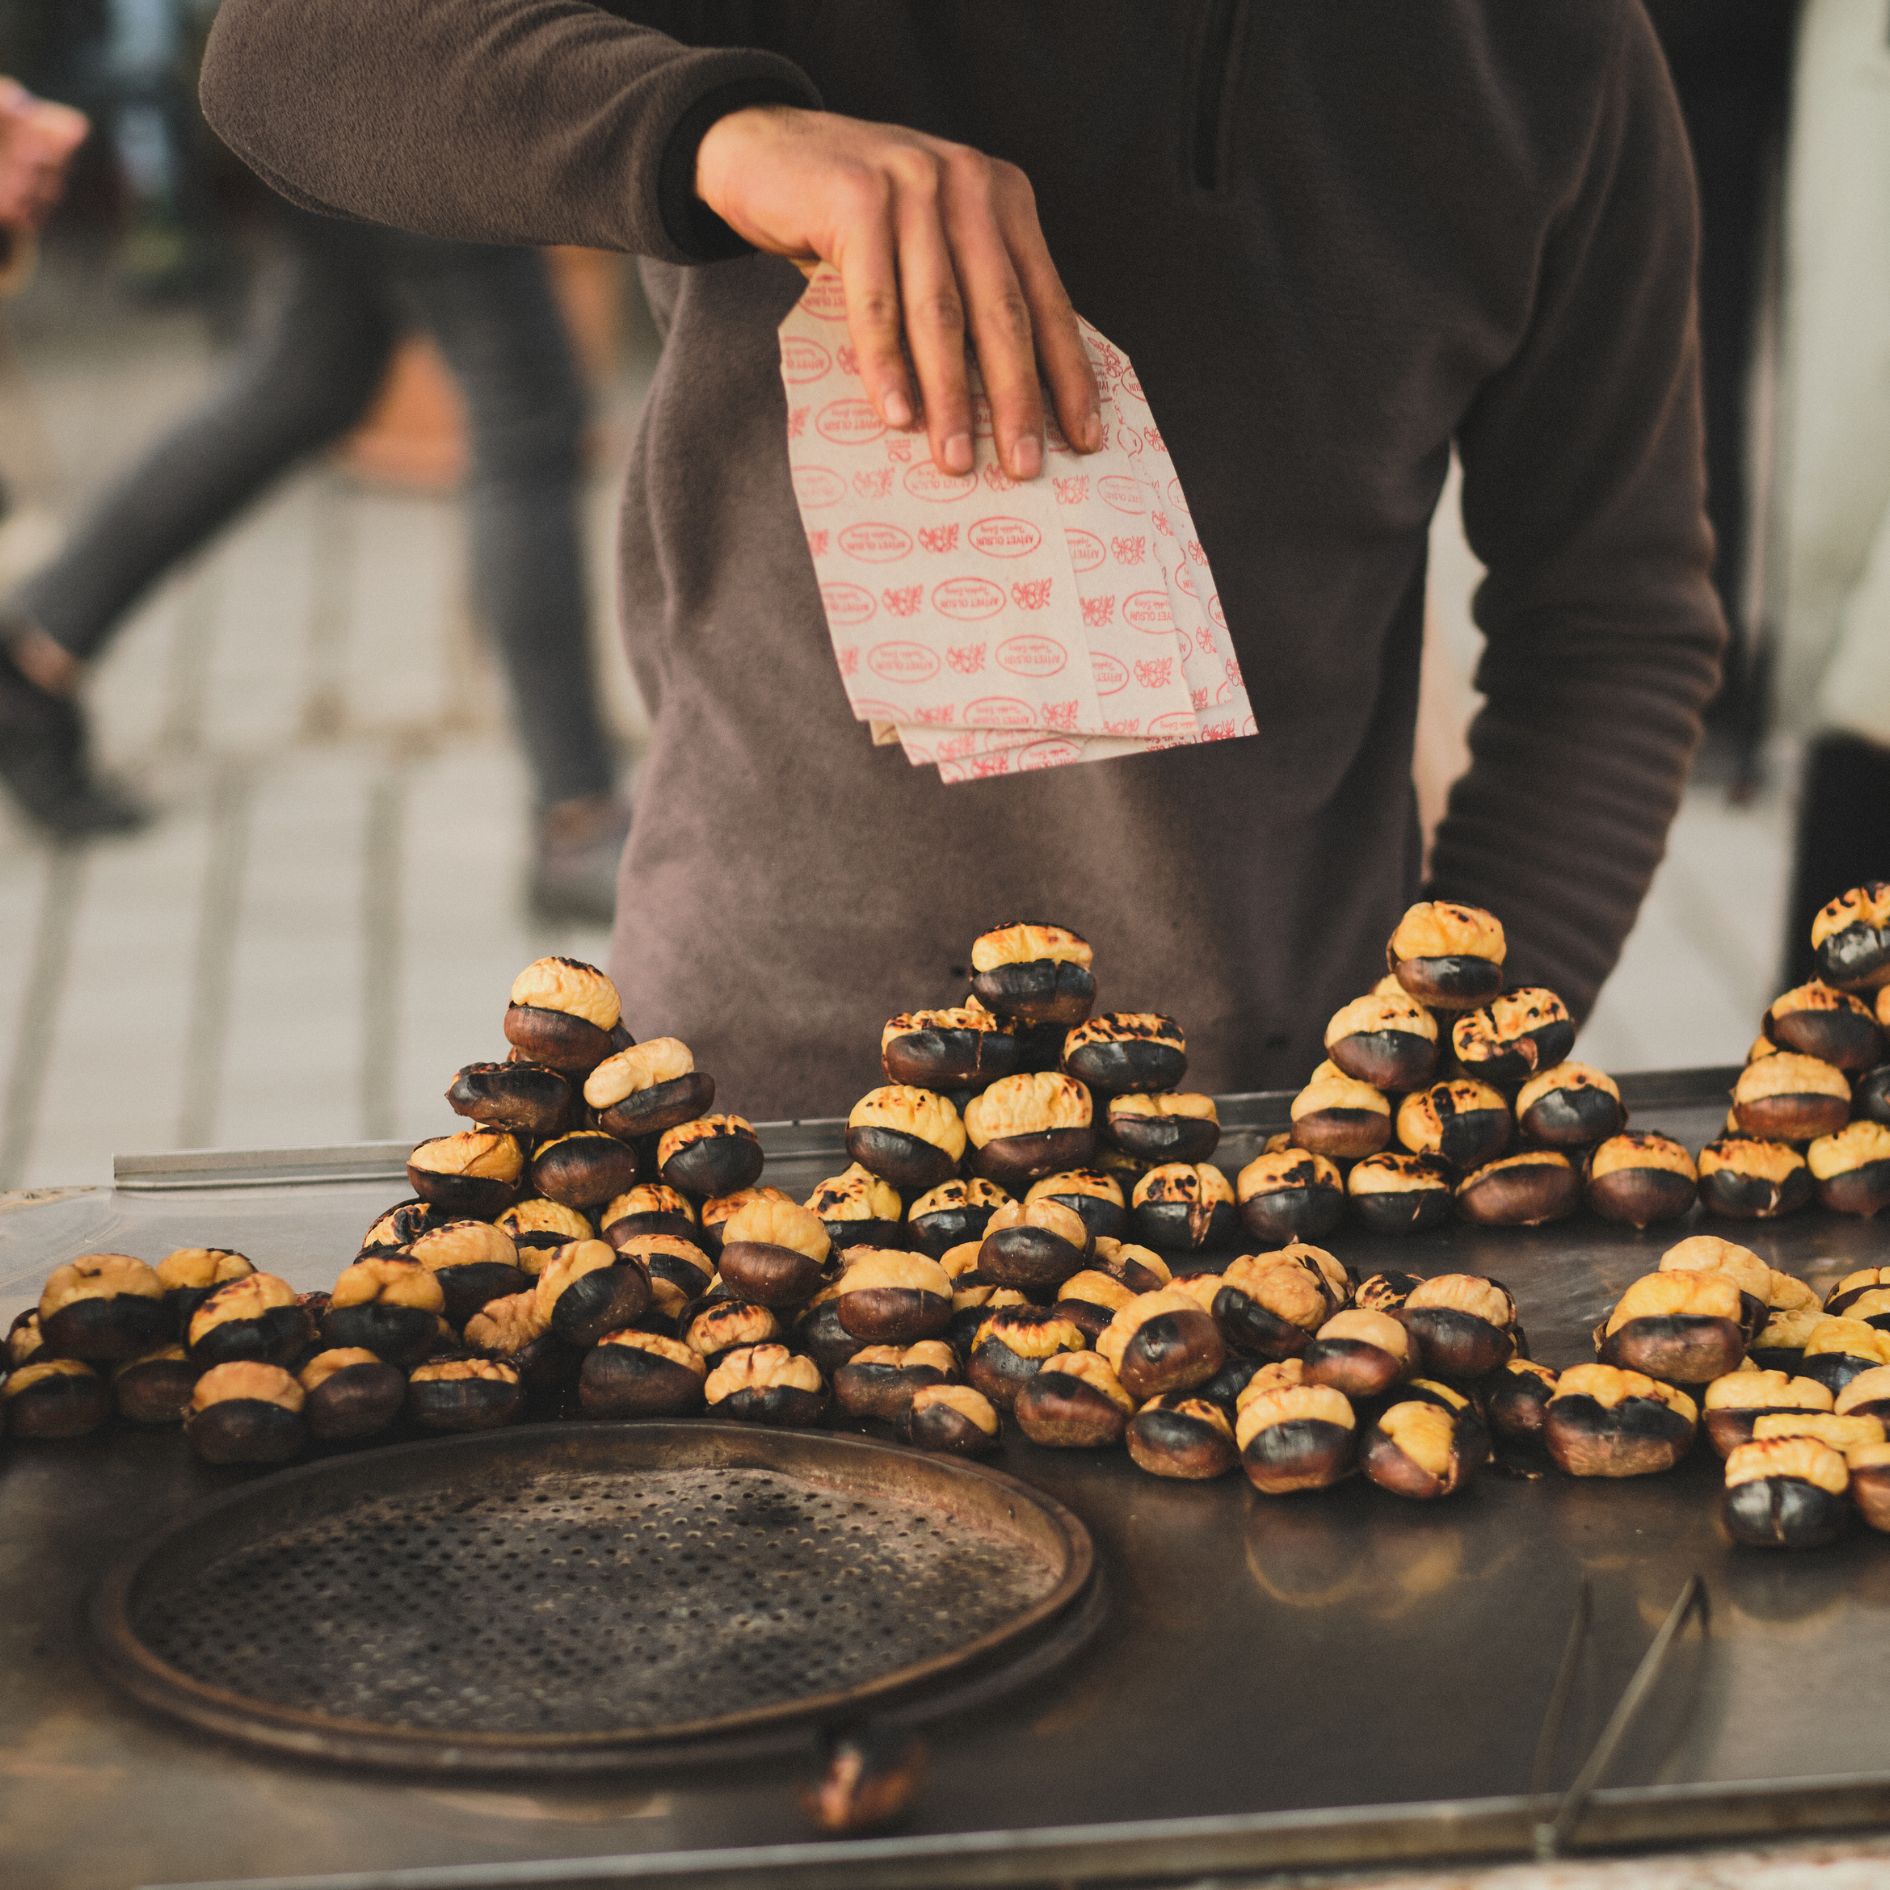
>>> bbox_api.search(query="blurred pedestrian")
[0,192,631,918]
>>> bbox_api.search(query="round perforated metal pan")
[89,1421,1097,1773]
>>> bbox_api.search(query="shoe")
[0,641,150,839]
[526,795,631,924]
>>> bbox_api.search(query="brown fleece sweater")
[200,1,1724,1118]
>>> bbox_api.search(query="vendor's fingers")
[834,198,914,430]
[942,156,1045,480]
[996,167,1101,454]
[894,169,972,475]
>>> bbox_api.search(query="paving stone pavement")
[0,278,1792,1190]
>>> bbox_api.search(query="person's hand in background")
[0,79,90,235]
[695,104,1101,481]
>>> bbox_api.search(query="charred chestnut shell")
[1024,1169,1126,1243]
[1600,1272,1746,1386]
[1126,1393,1237,1479]
[112,1346,199,1426]
[833,1341,956,1426]
[1051,1269,1137,1347]
[832,1250,953,1346]
[322,1256,447,1366]
[1303,1309,1414,1402]
[406,1130,525,1218]
[38,1253,171,1363]
[1731,1053,1852,1144]
[186,1361,307,1464]
[187,1274,314,1369]
[299,1349,406,1442]
[1485,1359,1559,1453]
[1396,1080,1512,1171]
[1455,1151,1581,1227]
[1345,1153,1453,1235]
[704,1343,827,1427]
[1061,1012,1187,1095]
[408,1357,524,1432]
[905,1176,1010,1257]
[1103,1092,1220,1165]
[1765,983,1882,1072]
[3,1359,110,1439]
[844,1087,965,1193]
[526,1131,638,1214]
[1236,1383,1358,1494]
[905,1383,1001,1454]
[1586,1133,1698,1227]
[1235,1148,1345,1244]
[1722,1436,1851,1549]
[1449,988,1574,1088]
[977,1197,1092,1296]
[407,1221,530,1326]
[1360,1397,1475,1500]
[1130,1163,1237,1253]
[1515,1064,1624,1149]
[601,1183,699,1249]
[1703,1369,1833,1457]
[359,1197,451,1255]
[1386,901,1505,1009]
[882,1006,1019,1092]
[1355,1270,1422,1314]
[967,922,1096,1027]
[1396,1274,1517,1380]
[1098,1286,1226,1401]
[1211,1250,1338,1363]
[578,1330,707,1418]
[963,1072,1096,1189]
[584,1037,715,1141]
[967,1304,1087,1410]
[658,1115,767,1199]
[1544,1365,1697,1477]
[1322,990,1440,1093]
[1289,1063,1391,1161]
[502,955,623,1074]
[717,1199,833,1309]
[1808,1120,1890,1217]
[1810,883,1890,993]
[534,1239,654,1345]
[445,1059,573,1137]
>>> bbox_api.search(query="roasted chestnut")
[187,1273,313,1368]
[359,1197,449,1255]
[968,921,1095,1026]
[881,1005,1018,1091]
[2,1358,108,1439]
[1600,1271,1747,1385]
[5,1309,44,1370]
[1236,1382,1357,1493]
[1397,1273,1517,1380]
[1825,1265,1890,1316]
[800,1723,928,1836]
[1102,1092,1220,1165]
[1722,1435,1851,1549]
[461,1289,570,1391]
[1347,1153,1454,1235]
[407,1356,523,1431]
[1061,1011,1187,1095]
[1288,1062,1391,1160]
[1455,1150,1580,1226]
[1751,1409,1885,1454]
[446,1058,572,1137]
[1127,1392,1237,1479]
[832,1249,953,1344]
[1750,1309,1821,1376]
[496,1195,595,1256]
[37,1253,171,1363]
[1731,1052,1851,1143]
[502,955,623,1073]
[112,1346,198,1425]
[1235,1148,1345,1243]
[1012,1350,1133,1447]
[1516,1063,1624,1149]
[1361,1396,1476,1499]
[185,1360,306,1463]
[322,1255,447,1366]
[832,1340,956,1425]
[1304,1308,1414,1401]
[1798,1316,1890,1396]
[967,1303,1087,1410]
[1702,1368,1833,1457]
[1847,1438,1890,1532]
[683,1291,783,1364]
[941,1263,1028,1358]
[578,1329,707,1417]
[1810,882,1890,992]
[1356,1270,1422,1314]
[1544,1365,1697,1477]
[406,1219,528,1325]
[977,1197,1092,1296]
[713,1197,832,1309]
[1657,1234,1773,1333]
[1090,1238,1174,1294]
[1050,1268,1137,1346]
[155,1247,256,1328]
[524,1130,636,1214]
[1764,982,1882,1072]
[1321,989,1439,1092]
[1856,1062,1890,1128]
[808,1165,907,1254]
[1808,1120,1890,1216]
[584,1036,713,1140]
[1015,1170,1124,1249]
[1449,988,1574,1087]
[1485,1358,1558,1452]
[1586,1133,1698,1227]
[963,1072,1095,1188]
[843,1087,965,1193]
[1130,1162,1237,1253]
[600,1182,699,1248]
[656,1114,765,1199]
[1395,1078,1512,1171]
[1701,1126,1814,1217]
[1837,1364,1890,1426]
[532,1237,653,1344]
[1211,1250,1337,1361]
[904,1175,1009,1257]
[702,1187,798,1259]
[298,1347,405,1442]
[703,1343,825,1426]
[1097,1286,1226,1401]
[406,1129,524,1218]
[1386,901,1505,1009]
[905,1382,1000,1454]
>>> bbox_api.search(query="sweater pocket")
[1189,0,1246,191]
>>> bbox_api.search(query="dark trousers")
[1782,733,1890,988]
[9,207,615,807]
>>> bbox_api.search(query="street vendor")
[197,2,1724,1117]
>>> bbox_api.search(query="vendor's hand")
[695,103,1101,480]
[0,80,89,233]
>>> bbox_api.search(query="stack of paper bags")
[778,266,1254,782]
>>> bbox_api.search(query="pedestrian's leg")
[398,237,624,918]
[1779,733,1890,988]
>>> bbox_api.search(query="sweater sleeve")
[198,0,822,263]
[1431,0,1727,1018]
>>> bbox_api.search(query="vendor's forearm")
[199,0,818,260]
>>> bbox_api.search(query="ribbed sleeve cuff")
[656,68,822,263]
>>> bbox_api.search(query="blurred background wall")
[0,0,1850,1187]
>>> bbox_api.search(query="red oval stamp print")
[868,640,942,684]
[779,336,831,383]
[968,516,1043,558]
[1123,589,1175,634]
[837,522,913,563]
[997,634,1068,679]
[903,463,979,504]
[816,398,886,446]
[932,577,1007,621]
[793,465,847,509]
[820,581,877,626]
